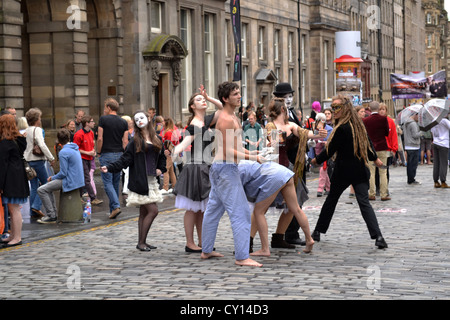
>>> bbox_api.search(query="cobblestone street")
[1,164,450,304]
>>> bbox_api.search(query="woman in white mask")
[101,110,166,251]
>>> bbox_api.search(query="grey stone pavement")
[1,163,450,303]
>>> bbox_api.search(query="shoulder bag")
[13,139,37,180]
[32,127,44,156]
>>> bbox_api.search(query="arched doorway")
[143,34,187,120]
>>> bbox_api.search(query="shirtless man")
[200,81,263,267]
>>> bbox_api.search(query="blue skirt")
[238,160,294,204]
[2,196,28,205]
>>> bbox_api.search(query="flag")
[231,0,241,81]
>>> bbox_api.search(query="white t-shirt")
[431,118,450,148]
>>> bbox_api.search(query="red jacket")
[73,129,95,160]
[386,116,398,153]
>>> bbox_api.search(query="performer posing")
[245,97,326,256]
[311,94,388,249]
[101,111,166,252]
[200,81,264,267]
[170,86,222,253]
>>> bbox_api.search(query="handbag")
[13,139,37,180]
[32,127,44,156]
[23,159,37,180]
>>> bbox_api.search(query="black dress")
[173,114,215,212]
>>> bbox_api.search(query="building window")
[324,40,329,99]
[242,66,248,106]
[275,67,280,84]
[241,23,248,59]
[427,13,432,24]
[288,32,293,63]
[204,13,215,100]
[180,8,192,111]
[225,20,229,58]
[428,58,433,73]
[288,68,293,89]
[258,26,265,60]
[301,34,306,64]
[301,69,306,104]
[274,29,280,61]
[427,34,432,48]
[151,2,162,33]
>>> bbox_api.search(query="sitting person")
[37,129,85,223]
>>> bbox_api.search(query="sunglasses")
[330,103,344,112]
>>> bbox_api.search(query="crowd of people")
[1,82,449,264]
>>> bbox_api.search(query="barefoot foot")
[235,258,263,267]
[302,240,314,253]
[201,251,224,259]
[250,249,271,257]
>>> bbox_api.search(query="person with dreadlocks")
[310,94,388,249]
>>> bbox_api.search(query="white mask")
[134,112,149,128]
[283,93,294,109]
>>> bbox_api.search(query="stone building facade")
[0,0,428,131]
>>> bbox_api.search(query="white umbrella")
[396,104,423,125]
[418,99,450,131]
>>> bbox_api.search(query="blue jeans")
[29,160,49,214]
[100,152,122,212]
[406,149,420,184]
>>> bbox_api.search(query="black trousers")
[314,180,382,239]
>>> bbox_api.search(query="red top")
[73,129,95,160]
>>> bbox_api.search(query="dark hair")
[132,110,162,153]
[81,115,93,127]
[268,98,288,124]
[57,128,71,145]
[218,81,239,105]
[186,93,203,126]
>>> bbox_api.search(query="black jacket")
[106,138,167,195]
[0,136,30,198]
[316,122,377,185]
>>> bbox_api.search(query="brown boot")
[271,233,295,249]
[441,182,450,188]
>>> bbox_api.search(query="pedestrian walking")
[97,98,129,219]
[24,108,55,219]
[311,94,388,249]
[431,117,450,188]
[0,114,29,248]
[37,129,85,224]
[101,111,167,252]
[73,115,103,205]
